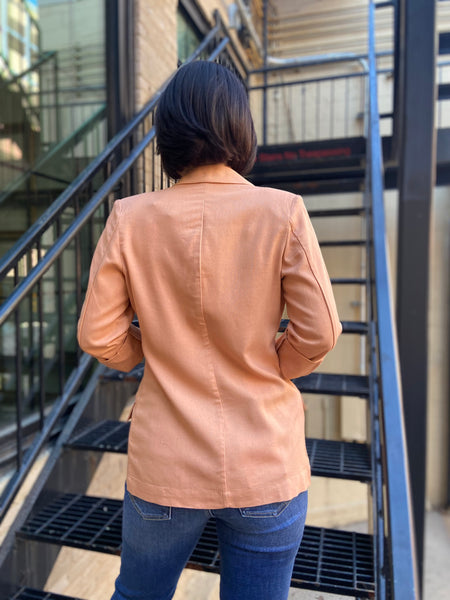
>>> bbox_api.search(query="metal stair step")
[331,277,367,285]
[340,321,369,335]
[67,420,129,453]
[306,438,371,482]
[308,207,366,218]
[9,589,82,600]
[18,494,374,598]
[66,422,371,482]
[279,319,368,335]
[320,239,366,247]
[294,373,370,398]
[101,366,370,398]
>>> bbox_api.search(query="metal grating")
[308,207,366,218]
[320,240,366,247]
[279,319,368,335]
[294,373,370,398]
[331,277,367,285]
[67,421,372,481]
[9,589,82,600]
[340,321,369,335]
[66,422,371,482]
[292,525,374,597]
[306,438,371,482]
[18,495,374,597]
[19,495,123,555]
[67,421,130,453]
[100,362,145,381]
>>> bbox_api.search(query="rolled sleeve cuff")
[95,331,143,372]
[276,335,324,380]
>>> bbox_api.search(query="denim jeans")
[111,486,308,600]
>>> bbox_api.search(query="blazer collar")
[176,164,253,186]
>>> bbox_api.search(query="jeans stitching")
[128,492,172,521]
[239,499,291,518]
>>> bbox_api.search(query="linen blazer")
[77,164,342,509]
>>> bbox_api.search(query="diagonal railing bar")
[0,105,107,209]
[0,124,156,326]
[0,18,247,523]
[367,2,418,597]
[0,354,94,522]
[0,23,224,283]
[5,50,56,84]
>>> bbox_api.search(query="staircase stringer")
[0,363,120,597]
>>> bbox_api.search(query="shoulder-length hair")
[155,60,257,180]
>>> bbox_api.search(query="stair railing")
[0,12,247,522]
[366,2,418,597]
[0,104,106,208]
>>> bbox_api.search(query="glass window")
[177,4,202,63]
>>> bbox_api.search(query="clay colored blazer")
[77,164,342,509]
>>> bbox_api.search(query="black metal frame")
[245,2,418,595]
[0,5,420,598]
[394,0,437,590]
[366,3,418,596]
[106,0,136,141]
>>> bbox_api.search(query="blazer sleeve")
[276,195,342,379]
[77,200,143,372]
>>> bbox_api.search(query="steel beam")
[395,0,437,592]
[106,0,136,139]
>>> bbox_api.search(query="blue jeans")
[111,486,308,600]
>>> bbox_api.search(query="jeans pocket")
[127,491,172,521]
[239,499,292,518]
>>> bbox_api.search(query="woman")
[78,60,341,600]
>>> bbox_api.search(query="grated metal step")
[18,494,374,598]
[102,365,370,397]
[308,207,366,218]
[279,319,368,335]
[66,422,371,482]
[331,277,367,285]
[9,589,82,600]
[294,373,370,398]
[306,438,371,482]
[67,420,130,453]
[340,321,369,335]
[320,239,366,247]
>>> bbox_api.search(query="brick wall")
[134,0,178,110]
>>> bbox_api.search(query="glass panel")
[177,5,202,63]
[0,0,107,446]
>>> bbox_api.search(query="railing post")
[368,2,419,597]
[262,0,268,145]
[395,0,437,590]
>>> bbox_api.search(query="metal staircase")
[0,5,417,599]
[0,42,107,263]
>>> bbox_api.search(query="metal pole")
[396,0,437,592]
[105,0,135,139]
[262,0,268,145]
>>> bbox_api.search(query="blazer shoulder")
[250,186,302,217]
[114,188,173,213]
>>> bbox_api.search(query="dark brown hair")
[155,61,257,180]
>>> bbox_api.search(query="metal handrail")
[367,2,418,597]
[249,50,392,74]
[0,353,94,521]
[0,19,241,520]
[5,50,56,84]
[0,124,157,325]
[0,104,107,209]
[0,22,224,282]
